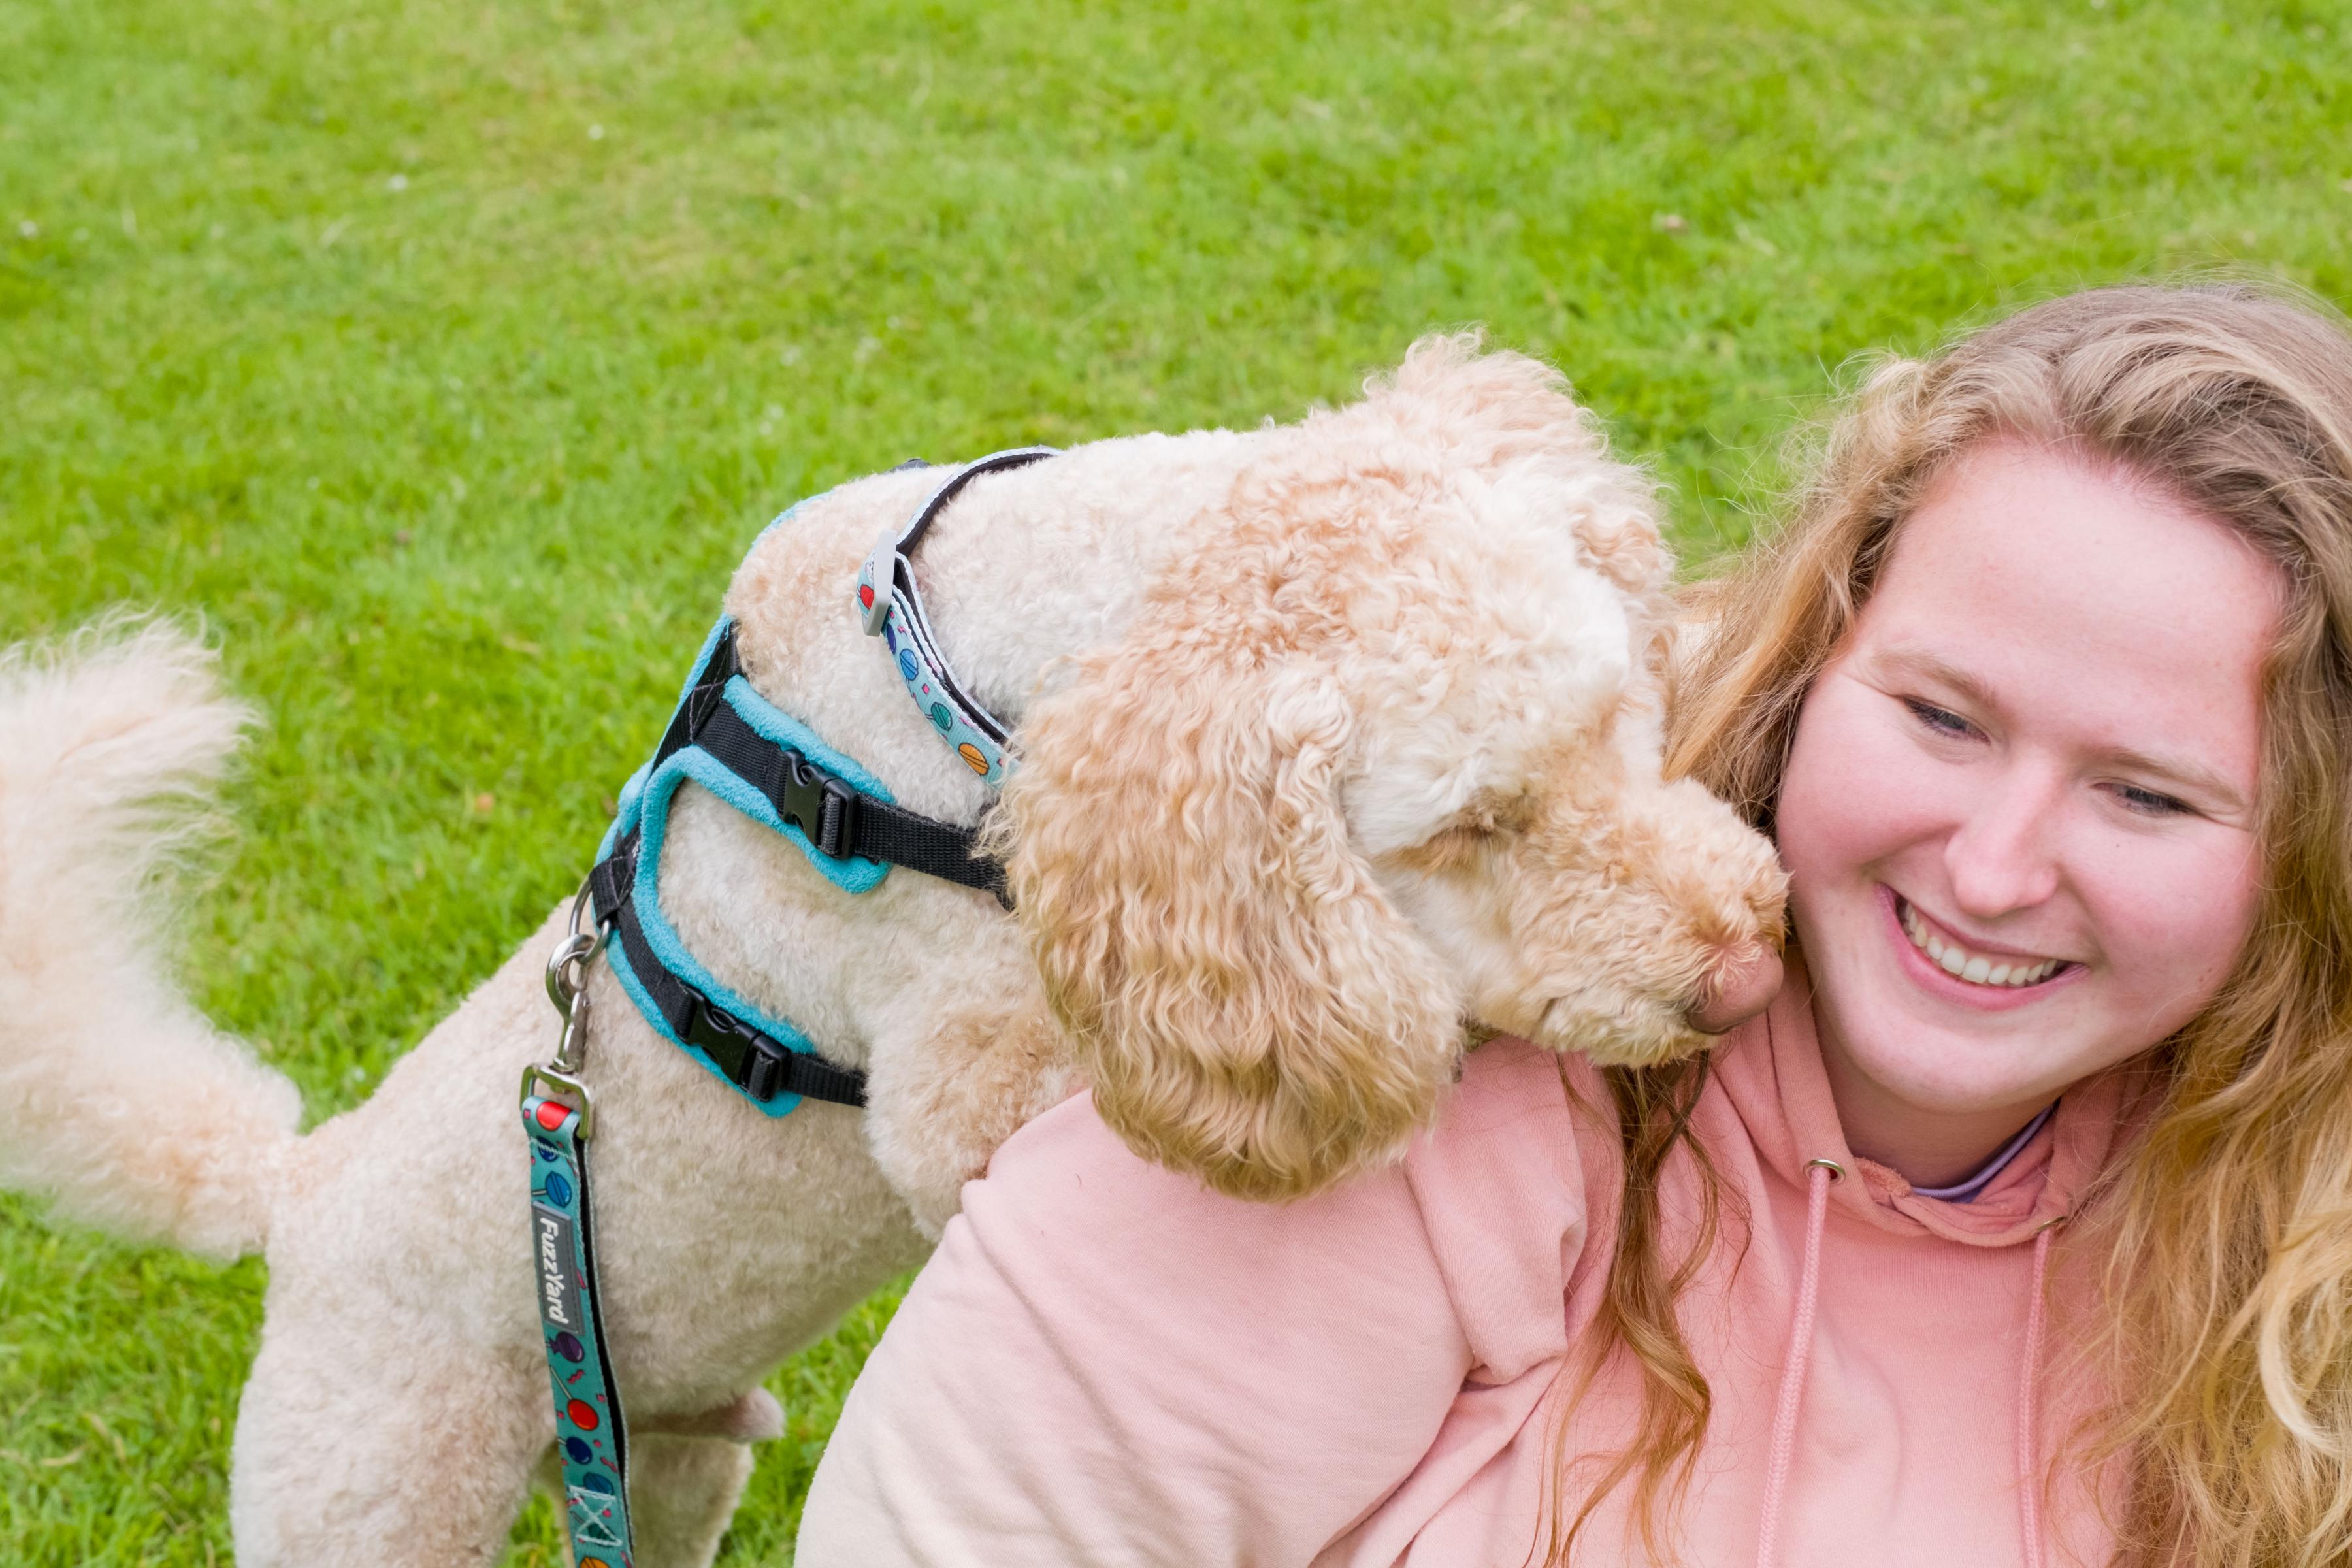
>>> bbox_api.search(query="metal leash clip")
[521,879,602,1138]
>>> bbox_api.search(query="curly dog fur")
[0,337,1784,1564]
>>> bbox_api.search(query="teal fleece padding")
[608,707,885,1117]
[592,590,897,1115]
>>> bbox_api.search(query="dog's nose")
[1686,945,1782,1036]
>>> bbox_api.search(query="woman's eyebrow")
[1870,645,2002,711]
[1873,644,2249,811]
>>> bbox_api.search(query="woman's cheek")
[1778,679,1953,883]
[2078,828,2263,1034]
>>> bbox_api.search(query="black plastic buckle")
[682,994,792,1102]
[775,751,859,860]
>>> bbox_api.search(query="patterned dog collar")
[857,448,1057,787]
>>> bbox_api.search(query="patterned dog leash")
[521,882,636,1567]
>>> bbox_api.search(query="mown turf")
[2,0,2347,1561]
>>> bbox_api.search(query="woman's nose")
[1688,943,1784,1036]
[1945,772,2063,917]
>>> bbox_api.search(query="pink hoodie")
[799,967,2133,1566]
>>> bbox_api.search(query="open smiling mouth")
[1895,896,2075,990]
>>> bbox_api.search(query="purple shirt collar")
[1910,1101,2059,1204]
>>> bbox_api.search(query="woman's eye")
[2112,783,2191,817]
[1902,698,1974,738]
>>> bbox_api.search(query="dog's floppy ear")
[996,593,1464,1203]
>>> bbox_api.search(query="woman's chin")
[1823,969,2076,1116]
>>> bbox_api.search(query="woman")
[796,284,2352,1567]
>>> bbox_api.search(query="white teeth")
[1900,900,2061,989]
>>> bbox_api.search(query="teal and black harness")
[519,448,1053,1566]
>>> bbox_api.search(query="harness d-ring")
[523,879,600,1133]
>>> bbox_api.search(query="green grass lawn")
[1,0,2346,1561]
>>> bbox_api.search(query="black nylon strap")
[589,844,633,932]
[661,632,1009,904]
[595,832,867,1109]
[853,799,1007,899]
[653,629,740,774]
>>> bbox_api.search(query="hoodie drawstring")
[1757,1162,2059,1568]
[1756,1157,1840,1568]
[2016,1223,2056,1568]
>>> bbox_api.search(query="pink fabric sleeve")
[796,1039,1590,1568]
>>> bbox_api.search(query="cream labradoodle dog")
[0,337,1784,1566]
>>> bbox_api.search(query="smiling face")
[1774,439,2279,1180]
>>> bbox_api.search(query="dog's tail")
[0,618,302,1260]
